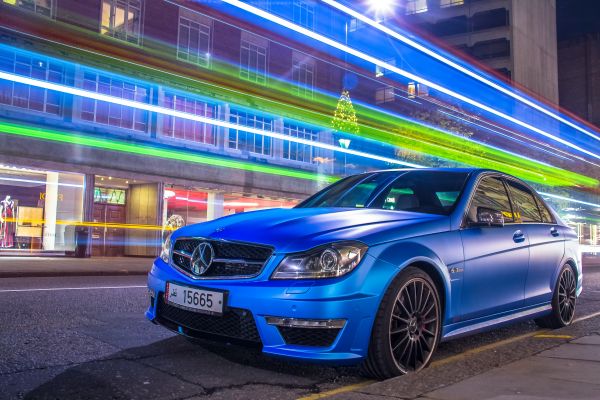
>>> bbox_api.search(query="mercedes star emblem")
[190,241,214,276]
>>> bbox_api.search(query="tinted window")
[536,197,555,223]
[468,177,514,223]
[505,180,542,223]
[298,170,469,215]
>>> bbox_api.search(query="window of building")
[293,0,314,30]
[472,8,509,31]
[161,92,216,145]
[292,57,314,98]
[432,15,469,36]
[240,40,267,85]
[0,49,64,115]
[471,38,510,60]
[348,17,365,32]
[228,110,273,156]
[407,82,416,98]
[283,123,317,163]
[177,16,211,67]
[80,71,149,132]
[376,58,396,77]
[440,0,464,8]
[101,0,143,44]
[375,86,395,104]
[405,0,427,15]
[3,0,54,17]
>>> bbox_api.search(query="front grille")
[172,238,273,279]
[277,326,341,347]
[156,295,261,344]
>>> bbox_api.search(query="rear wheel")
[362,267,441,379]
[535,264,577,329]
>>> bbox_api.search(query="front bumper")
[146,254,392,364]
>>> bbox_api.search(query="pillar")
[207,191,224,221]
[43,172,58,250]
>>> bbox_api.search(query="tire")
[362,266,442,379]
[535,264,577,329]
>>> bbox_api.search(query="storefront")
[0,164,84,255]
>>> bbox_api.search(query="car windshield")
[297,170,470,215]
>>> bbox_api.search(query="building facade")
[0,0,597,258]
[401,0,559,103]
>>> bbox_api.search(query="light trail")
[221,0,600,161]
[321,0,600,144]
[0,71,424,169]
[539,193,600,208]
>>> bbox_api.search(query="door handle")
[550,227,560,237]
[513,230,525,243]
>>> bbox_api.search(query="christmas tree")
[331,90,359,135]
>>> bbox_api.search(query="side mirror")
[475,207,504,227]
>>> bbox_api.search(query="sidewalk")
[0,256,152,278]
[421,334,600,400]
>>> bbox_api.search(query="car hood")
[172,207,449,253]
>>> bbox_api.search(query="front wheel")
[362,267,441,379]
[535,264,577,329]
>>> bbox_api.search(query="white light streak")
[0,71,424,169]
[221,0,600,160]
[322,0,600,144]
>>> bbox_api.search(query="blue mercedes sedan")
[146,169,581,378]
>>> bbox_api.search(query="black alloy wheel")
[535,264,577,329]
[363,267,441,379]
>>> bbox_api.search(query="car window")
[468,177,514,224]
[536,196,555,223]
[298,170,469,215]
[505,180,542,223]
[336,173,395,208]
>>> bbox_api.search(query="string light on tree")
[332,90,360,135]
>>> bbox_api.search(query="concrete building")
[400,0,559,103]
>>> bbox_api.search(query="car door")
[459,176,530,321]
[505,179,565,307]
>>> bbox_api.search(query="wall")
[511,0,559,103]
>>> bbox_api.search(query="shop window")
[101,0,143,44]
[161,92,216,145]
[0,165,84,253]
[0,48,64,115]
[293,0,314,30]
[177,15,211,67]
[239,40,267,85]
[405,0,427,15]
[228,110,273,156]
[292,57,314,98]
[80,71,149,132]
[3,0,54,16]
[283,123,317,163]
[407,82,416,98]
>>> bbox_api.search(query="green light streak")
[0,121,337,184]
[2,18,598,189]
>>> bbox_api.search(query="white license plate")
[165,282,225,315]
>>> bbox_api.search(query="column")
[207,191,224,221]
[43,172,59,250]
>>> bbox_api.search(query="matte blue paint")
[146,169,581,364]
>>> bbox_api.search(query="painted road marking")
[533,334,574,339]
[298,310,600,400]
[297,381,375,400]
[0,285,147,293]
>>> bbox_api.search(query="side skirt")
[442,304,551,341]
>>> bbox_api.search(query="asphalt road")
[0,263,599,400]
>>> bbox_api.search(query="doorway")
[91,203,126,257]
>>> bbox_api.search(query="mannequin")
[0,195,15,248]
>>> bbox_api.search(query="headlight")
[160,234,172,263]
[271,241,368,280]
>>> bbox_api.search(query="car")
[146,168,581,378]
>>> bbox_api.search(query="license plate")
[165,282,226,315]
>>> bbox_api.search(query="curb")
[0,270,149,278]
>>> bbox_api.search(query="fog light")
[266,317,346,329]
